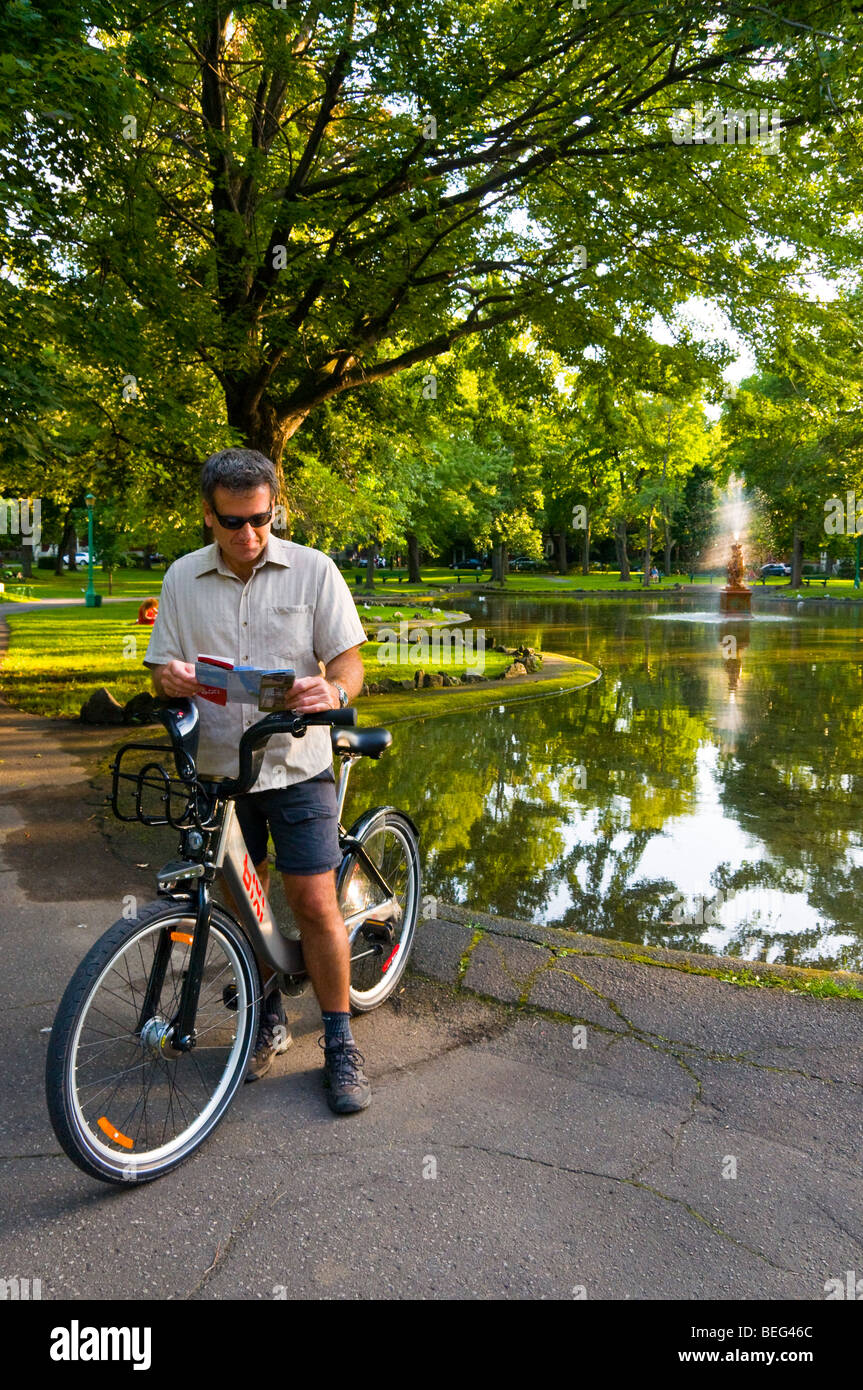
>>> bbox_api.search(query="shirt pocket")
[264,604,315,663]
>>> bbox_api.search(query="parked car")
[450,557,483,569]
[760,563,791,577]
[511,556,541,571]
[64,551,91,568]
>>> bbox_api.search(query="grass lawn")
[0,567,167,602]
[353,600,467,623]
[1,603,159,717]
[1,602,535,718]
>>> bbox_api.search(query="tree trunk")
[64,522,77,572]
[791,527,804,587]
[491,541,506,584]
[663,512,672,577]
[556,530,568,575]
[21,542,32,578]
[581,519,591,576]
[642,508,654,587]
[224,390,310,501]
[406,532,422,583]
[363,540,379,591]
[615,521,630,581]
[53,510,76,575]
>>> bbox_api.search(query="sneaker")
[318,1036,371,1114]
[244,988,293,1083]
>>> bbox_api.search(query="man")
[143,447,370,1113]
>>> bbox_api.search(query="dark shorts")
[233,768,342,877]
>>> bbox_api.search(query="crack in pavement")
[0,1150,64,1161]
[178,1185,290,1300]
[630,1052,704,1181]
[809,1199,863,1255]
[445,1141,802,1277]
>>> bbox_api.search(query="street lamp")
[84,493,100,607]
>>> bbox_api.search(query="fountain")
[719,534,751,615]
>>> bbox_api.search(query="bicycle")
[45,699,421,1184]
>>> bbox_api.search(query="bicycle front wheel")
[46,900,260,1184]
[337,808,421,1012]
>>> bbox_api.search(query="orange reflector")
[97,1117,133,1149]
[170,931,194,945]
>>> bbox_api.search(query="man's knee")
[282,870,340,925]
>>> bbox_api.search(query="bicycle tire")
[46,899,260,1185]
[337,808,421,1013]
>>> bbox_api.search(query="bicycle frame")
[148,753,409,1051]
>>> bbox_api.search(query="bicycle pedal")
[362,919,394,944]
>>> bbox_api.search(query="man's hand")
[154,660,202,699]
[285,676,339,714]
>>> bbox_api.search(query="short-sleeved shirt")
[143,535,367,790]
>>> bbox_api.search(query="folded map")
[195,654,296,710]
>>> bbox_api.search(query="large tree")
[4,0,862,484]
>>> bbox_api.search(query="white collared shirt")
[143,535,367,789]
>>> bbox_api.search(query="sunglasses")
[211,506,273,530]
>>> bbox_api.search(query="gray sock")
[322,1011,353,1047]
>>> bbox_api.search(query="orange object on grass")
[137,597,159,625]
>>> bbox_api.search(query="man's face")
[204,484,273,565]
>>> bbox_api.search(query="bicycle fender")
[341,805,420,845]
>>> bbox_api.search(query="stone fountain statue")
[719,537,751,614]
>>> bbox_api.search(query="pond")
[348,592,863,971]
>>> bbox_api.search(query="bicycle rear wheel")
[46,900,259,1184]
[337,808,421,1012]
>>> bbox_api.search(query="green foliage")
[3,1,863,570]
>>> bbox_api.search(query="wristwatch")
[330,680,349,709]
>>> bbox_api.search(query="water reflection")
[349,595,863,970]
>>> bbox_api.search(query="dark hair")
[200,448,279,507]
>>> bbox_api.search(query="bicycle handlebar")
[156,698,358,799]
[220,706,358,798]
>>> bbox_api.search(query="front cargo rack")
[110,741,220,832]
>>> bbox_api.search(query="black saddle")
[330,726,392,759]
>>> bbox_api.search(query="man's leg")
[281,869,370,1114]
[280,870,349,1012]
